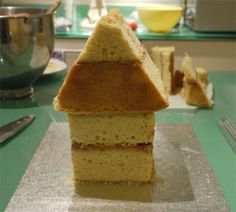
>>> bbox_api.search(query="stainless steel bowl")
[0,7,55,98]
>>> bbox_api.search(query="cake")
[54,57,168,114]
[151,46,175,95]
[68,112,155,183]
[70,113,154,183]
[181,54,212,108]
[69,113,154,146]
[72,143,153,183]
[54,9,168,184]
[173,70,184,90]
[196,67,209,87]
[54,9,168,114]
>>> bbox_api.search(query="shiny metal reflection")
[0,7,55,98]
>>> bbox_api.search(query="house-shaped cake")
[54,9,168,183]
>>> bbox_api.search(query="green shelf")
[56,4,236,40]
[4,3,235,40]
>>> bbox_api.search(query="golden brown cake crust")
[55,62,168,114]
[183,81,212,108]
[169,52,175,94]
[174,70,184,88]
[181,54,212,108]
[151,46,175,95]
[72,142,153,153]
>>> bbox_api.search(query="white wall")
[143,40,236,71]
[55,39,236,71]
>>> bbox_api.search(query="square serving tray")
[6,123,228,211]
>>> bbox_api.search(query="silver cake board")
[6,123,229,211]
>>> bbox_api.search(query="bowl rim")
[0,6,53,19]
[136,4,183,11]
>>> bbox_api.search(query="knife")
[0,114,35,144]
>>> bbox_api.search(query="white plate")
[43,58,67,75]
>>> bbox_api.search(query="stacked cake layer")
[72,144,153,183]
[70,113,154,183]
[69,113,155,145]
[54,9,168,184]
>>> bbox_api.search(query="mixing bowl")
[0,7,55,98]
[137,5,183,32]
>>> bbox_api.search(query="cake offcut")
[181,54,212,108]
[152,46,175,95]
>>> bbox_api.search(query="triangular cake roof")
[77,9,144,63]
[54,9,168,114]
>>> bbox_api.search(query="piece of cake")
[173,70,184,90]
[72,143,153,183]
[196,67,209,87]
[70,113,154,183]
[181,54,212,108]
[69,113,155,146]
[151,46,175,95]
[54,9,168,114]
[54,9,168,184]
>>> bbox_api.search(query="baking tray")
[6,123,229,211]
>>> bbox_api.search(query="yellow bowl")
[137,5,183,32]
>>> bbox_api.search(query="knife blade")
[0,114,35,144]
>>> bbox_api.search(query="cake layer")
[69,113,155,145]
[54,56,168,113]
[72,143,153,183]
[152,46,175,94]
[77,9,143,63]
[183,82,212,108]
